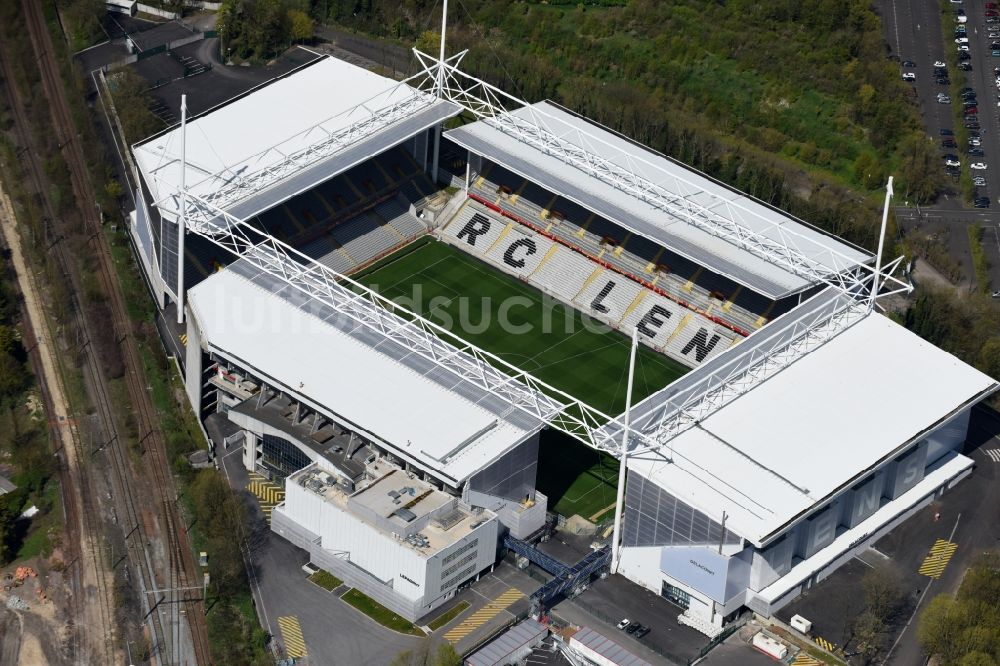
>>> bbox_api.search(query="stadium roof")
[622,300,997,547]
[187,260,547,486]
[445,101,871,299]
[134,56,459,226]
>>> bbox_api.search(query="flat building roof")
[620,298,997,545]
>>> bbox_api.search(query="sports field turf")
[355,238,688,417]
[355,238,689,520]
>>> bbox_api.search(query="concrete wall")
[137,3,180,18]
[465,489,547,539]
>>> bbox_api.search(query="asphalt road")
[895,205,1000,290]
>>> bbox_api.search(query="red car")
[987,10,999,16]
[989,2,998,7]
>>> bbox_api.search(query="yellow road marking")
[918,539,958,579]
[443,588,523,643]
[277,615,307,658]
[792,654,823,665]
[814,636,835,652]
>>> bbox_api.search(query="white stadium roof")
[188,261,547,485]
[445,101,871,299]
[134,56,459,225]
[624,304,997,547]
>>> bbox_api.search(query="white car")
[939,96,952,103]
[990,32,1000,38]
[959,15,968,22]
[971,162,988,170]
[902,72,916,81]
[617,618,631,630]
[945,158,961,167]
[934,60,948,67]
[958,45,970,51]
[956,37,969,43]
[970,138,982,146]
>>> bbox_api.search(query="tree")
[862,562,906,622]
[897,132,941,204]
[977,336,1000,380]
[288,9,314,43]
[391,637,461,666]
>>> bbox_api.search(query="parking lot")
[884,0,1000,207]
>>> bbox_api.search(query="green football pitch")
[354,238,688,416]
[353,237,689,520]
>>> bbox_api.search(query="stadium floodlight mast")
[610,327,638,574]
[177,94,187,325]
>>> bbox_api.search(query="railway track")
[0,39,118,666]
[12,2,211,663]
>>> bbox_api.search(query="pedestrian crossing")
[442,588,524,643]
[984,448,1000,463]
[248,473,285,522]
[277,615,307,659]
[814,636,835,652]
[918,539,959,579]
[792,653,823,666]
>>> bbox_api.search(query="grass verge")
[427,601,470,631]
[308,570,342,592]
[341,588,426,636]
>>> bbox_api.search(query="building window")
[661,582,690,610]
[442,539,478,565]
[261,434,311,481]
[440,564,477,592]
[441,552,477,579]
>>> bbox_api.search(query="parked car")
[974,197,990,208]
[966,122,981,129]
[973,177,986,186]
[626,622,641,634]
[936,60,949,68]
[960,62,973,70]
[939,96,952,103]
[943,138,958,148]
[969,147,985,156]
[941,128,955,135]
[635,626,651,639]
[902,72,916,81]
[617,618,631,630]
[971,162,988,169]
[938,77,951,84]
[945,158,961,167]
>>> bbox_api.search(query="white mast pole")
[871,176,893,311]
[610,327,639,574]
[430,0,447,183]
[437,0,448,98]
[176,94,187,325]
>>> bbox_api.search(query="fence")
[136,3,180,19]
[102,32,210,73]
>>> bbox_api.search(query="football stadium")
[126,45,998,635]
